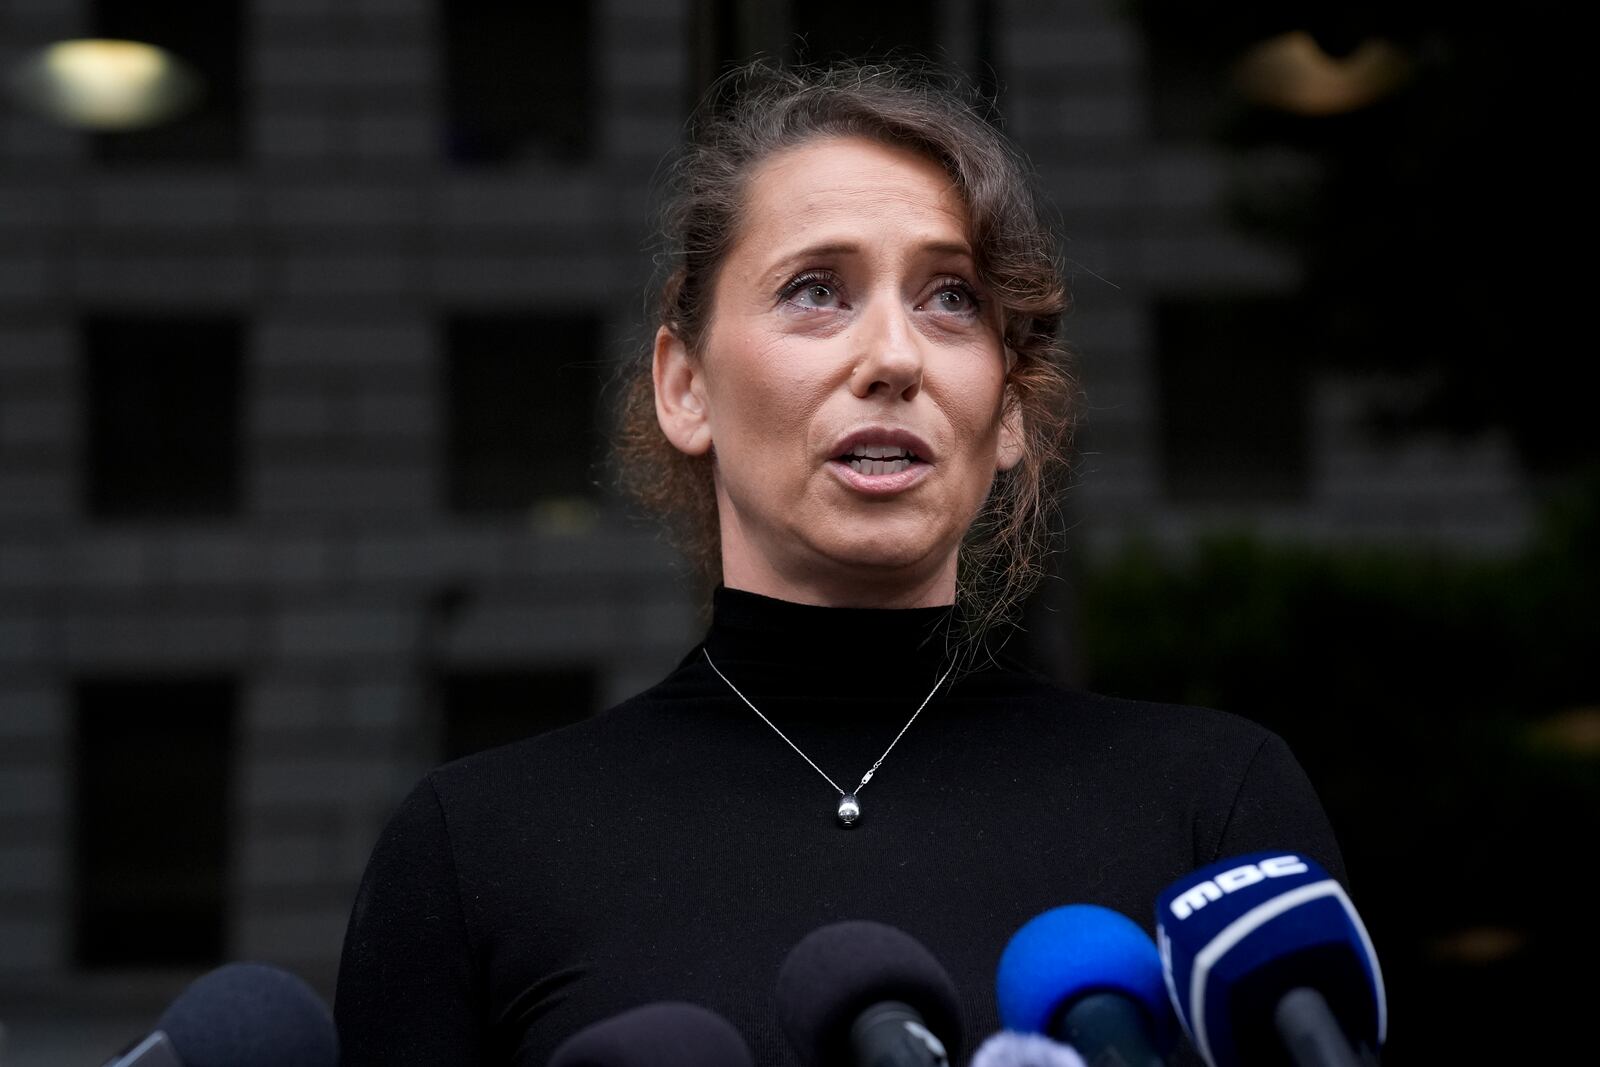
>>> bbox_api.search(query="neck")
[719,542,958,610]
[700,587,957,714]
[720,574,955,609]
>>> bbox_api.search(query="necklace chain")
[702,648,954,799]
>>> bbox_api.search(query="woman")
[335,63,1342,1065]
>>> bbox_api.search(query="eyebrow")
[766,238,975,274]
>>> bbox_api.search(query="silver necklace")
[703,648,954,828]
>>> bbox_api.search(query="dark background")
[0,0,1592,1062]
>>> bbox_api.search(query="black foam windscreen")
[546,1002,753,1067]
[775,920,963,1067]
[154,962,337,1067]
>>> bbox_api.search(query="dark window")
[84,315,242,519]
[91,1,241,163]
[788,0,953,67]
[1154,298,1311,502]
[1131,4,1270,142]
[1139,22,1239,143]
[691,0,996,109]
[74,678,235,968]
[443,314,602,513]
[442,2,593,164]
[439,668,597,761]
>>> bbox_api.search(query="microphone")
[103,1034,182,1067]
[546,1002,753,1067]
[102,961,337,1067]
[969,1031,1088,1067]
[1155,851,1385,1067]
[995,904,1176,1067]
[776,920,962,1067]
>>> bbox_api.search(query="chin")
[810,500,971,563]
[809,534,957,586]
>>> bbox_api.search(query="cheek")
[707,333,829,459]
[947,358,1009,452]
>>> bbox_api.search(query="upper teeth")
[850,445,909,459]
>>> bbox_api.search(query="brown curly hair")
[615,60,1077,643]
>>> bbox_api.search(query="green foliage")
[1075,485,1599,1058]
[1083,526,1593,730]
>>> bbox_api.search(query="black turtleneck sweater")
[335,589,1344,1066]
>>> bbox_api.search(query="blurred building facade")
[0,0,1533,1057]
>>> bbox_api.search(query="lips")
[828,428,934,492]
[841,444,918,475]
[831,428,933,466]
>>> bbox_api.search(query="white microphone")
[969,1031,1088,1067]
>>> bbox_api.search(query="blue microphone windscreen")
[547,1002,753,1067]
[1156,851,1385,1067]
[155,962,337,1067]
[775,920,962,1067]
[995,904,1170,1040]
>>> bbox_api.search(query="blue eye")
[795,282,838,308]
[781,272,843,310]
[929,281,981,316]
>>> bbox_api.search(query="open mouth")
[836,444,923,476]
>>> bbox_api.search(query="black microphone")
[546,1002,753,1067]
[995,905,1177,1067]
[101,962,337,1067]
[776,920,963,1067]
[103,1034,182,1067]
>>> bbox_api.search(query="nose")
[848,299,923,401]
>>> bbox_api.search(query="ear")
[652,325,713,456]
[996,384,1024,472]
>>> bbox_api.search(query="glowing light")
[1234,32,1412,116]
[1427,926,1528,965]
[1526,706,1600,758]
[7,38,202,130]
[527,497,601,536]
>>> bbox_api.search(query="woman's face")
[654,136,1020,607]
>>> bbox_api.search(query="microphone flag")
[1156,851,1385,1067]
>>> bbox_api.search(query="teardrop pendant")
[837,793,861,827]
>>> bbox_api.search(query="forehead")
[734,136,971,252]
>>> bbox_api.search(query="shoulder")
[979,660,1280,772]
[980,663,1344,877]
[423,689,659,811]
[1075,687,1273,746]
[1080,689,1287,783]
[1071,689,1344,881]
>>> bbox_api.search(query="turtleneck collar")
[698,586,958,714]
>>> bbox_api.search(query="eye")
[925,279,983,317]
[780,271,845,310]
[796,283,839,308]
